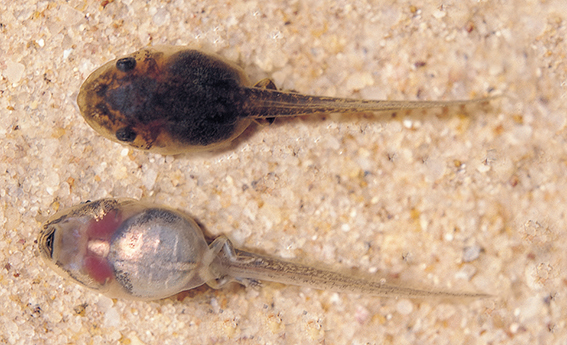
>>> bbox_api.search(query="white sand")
[1,0,566,344]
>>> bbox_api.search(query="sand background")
[1,0,566,344]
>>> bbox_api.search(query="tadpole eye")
[116,57,137,72]
[116,127,137,142]
[44,229,55,258]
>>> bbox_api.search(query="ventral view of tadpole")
[77,46,497,155]
[39,199,489,301]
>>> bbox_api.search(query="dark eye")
[44,229,55,258]
[116,127,137,142]
[116,57,137,72]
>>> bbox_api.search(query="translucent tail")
[240,87,498,118]
[212,238,490,299]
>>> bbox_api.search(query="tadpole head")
[77,46,254,154]
[77,48,166,152]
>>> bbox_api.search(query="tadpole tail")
[239,87,498,118]
[219,248,490,299]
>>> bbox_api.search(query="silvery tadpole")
[38,199,488,301]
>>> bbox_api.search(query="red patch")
[84,256,113,284]
[84,209,121,284]
[87,210,122,240]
